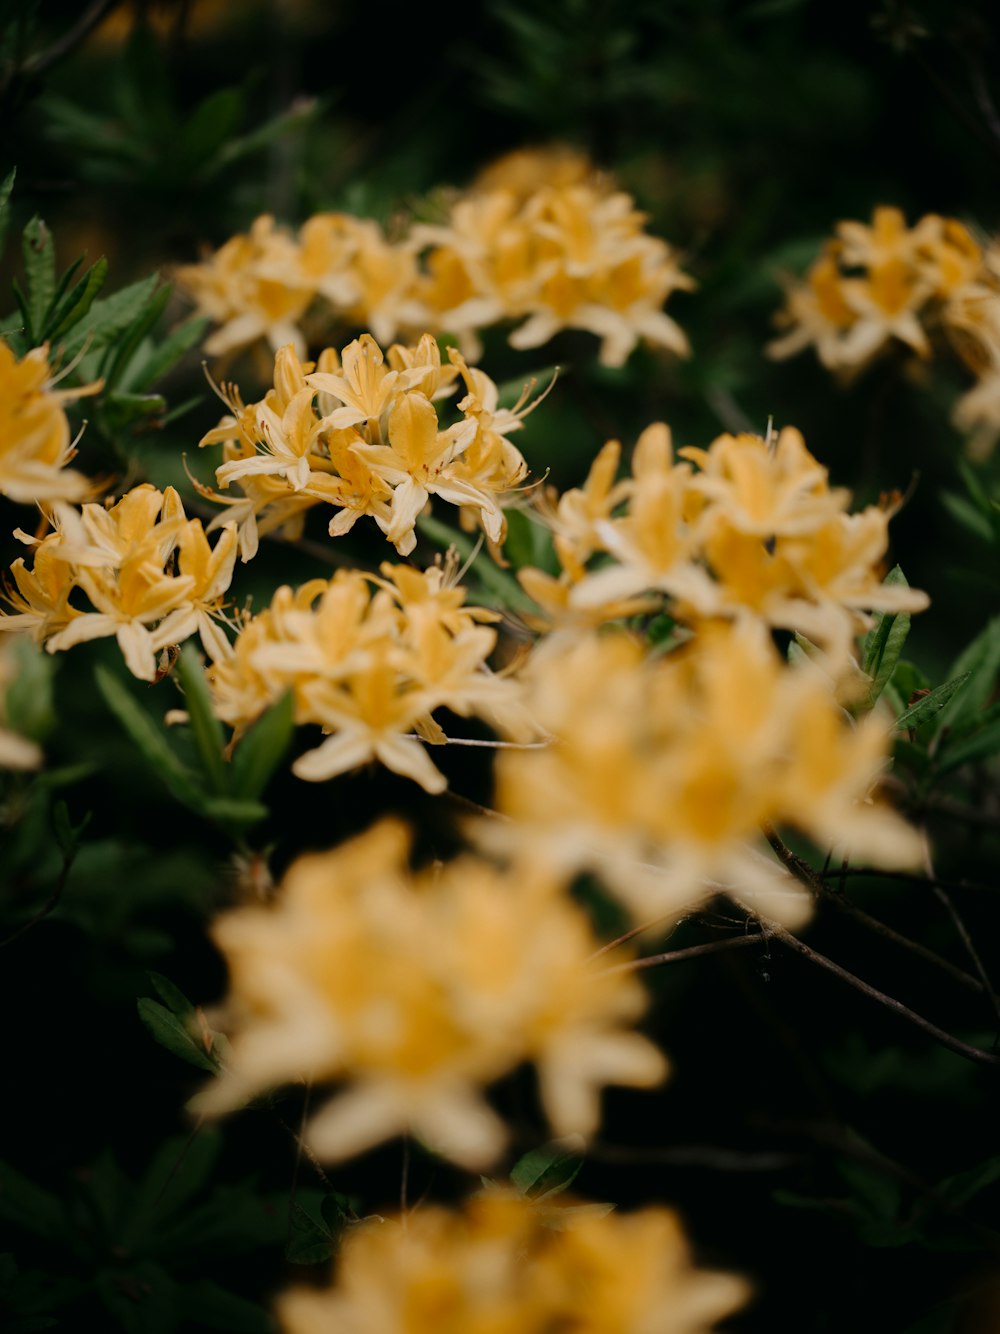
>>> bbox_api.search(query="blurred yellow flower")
[277,1189,748,1334]
[200,822,666,1167]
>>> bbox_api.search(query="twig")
[590,912,684,960]
[604,932,765,974]
[590,1142,799,1171]
[763,827,988,994]
[20,0,122,82]
[0,846,77,948]
[748,910,1000,1068]
[816,866,996,895]
[921,826,1000,1034]
[819,891,985,996]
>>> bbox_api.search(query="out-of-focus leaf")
[229,692,294,802]
[127,316,209,393]
[103,284,172,391]
[937,618,1000,736]
[95,664,205,809]
[46,256,108,341]
[0,1162,66,1242]
[417,513,536,612]
[201,796,270,826]
[20,216,55,343]
[62,273,161,359]
[176,644,227,795]
[137,998,219,1074]
[0,167,15,258]
[126,1130,222,1246]
[935,1155,1000,1208]
[510,1138,584,1199]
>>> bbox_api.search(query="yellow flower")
[0,340,101,504]
[200,822,665,1167]
[277,1189,748,1334]
[491,619,920,923]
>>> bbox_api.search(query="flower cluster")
[207,558,531,793]
[176,148,692,369]
[0,339,101,505]
[489,618,922,924]
[200,820,666,1167]
[278,1189,748,1333]
[0,484,237,680]
[767,207,1000,457]
[521,422,928,662]
[196,334,531,558]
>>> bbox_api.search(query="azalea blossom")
[200,821,666,1167]
[278,1189,748,1334]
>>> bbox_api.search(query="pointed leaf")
[21,216,55,343]
[95,663,204,810]
[128,315,209,392]
[137,998,219,1073]
[938,617,1000,736]
[862,567,911,707]
[229,691,294,801]
[0,1162,66,1242]
[0,167,15,259]
[510,1139,584,1198]
[62,272,161,359]
[894,673,970,731]
[45,256,108,340]
[176,643,227,795]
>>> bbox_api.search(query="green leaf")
[20,217,55,343]
[941,490,993,543]
[94,663,205,811]
[416,513,536,613]
[284,1191,347,1265]
[147,970,196,1018]
[4,639,55,741]
[210,97,319,175]
[178,88,245,174]
[938,617,1000,736]
[44,255,108,340]
[62,272,161,360]
[176,644,227,795]
[98,391,166,433]
[861,567,911,707]
[936,1154,1000,1208]
[229,692,294,801]
[894,673,970,731]
[936,716,1000,774]
[178,1280,275,1333]
[51,799,90,857]
[102,283,172,390]
[201,796,270,826]
[0,1162,66,1242]
[126,1130,222,1245]
[128,316,209,393]
[137,998,219,1074]
[0,167,16,259]
[510,1138,584,1199]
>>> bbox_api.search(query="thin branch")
[763,827,989,994]
[1,845,77,948]
[921,826,1000,1033]
[820,890,985,996]
[605,932,765,975]
[590,1141,799,1171]
[816,866,996,895]
[749,911,1000,1068]
[590,911,684,960]
[22,1,122,81]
